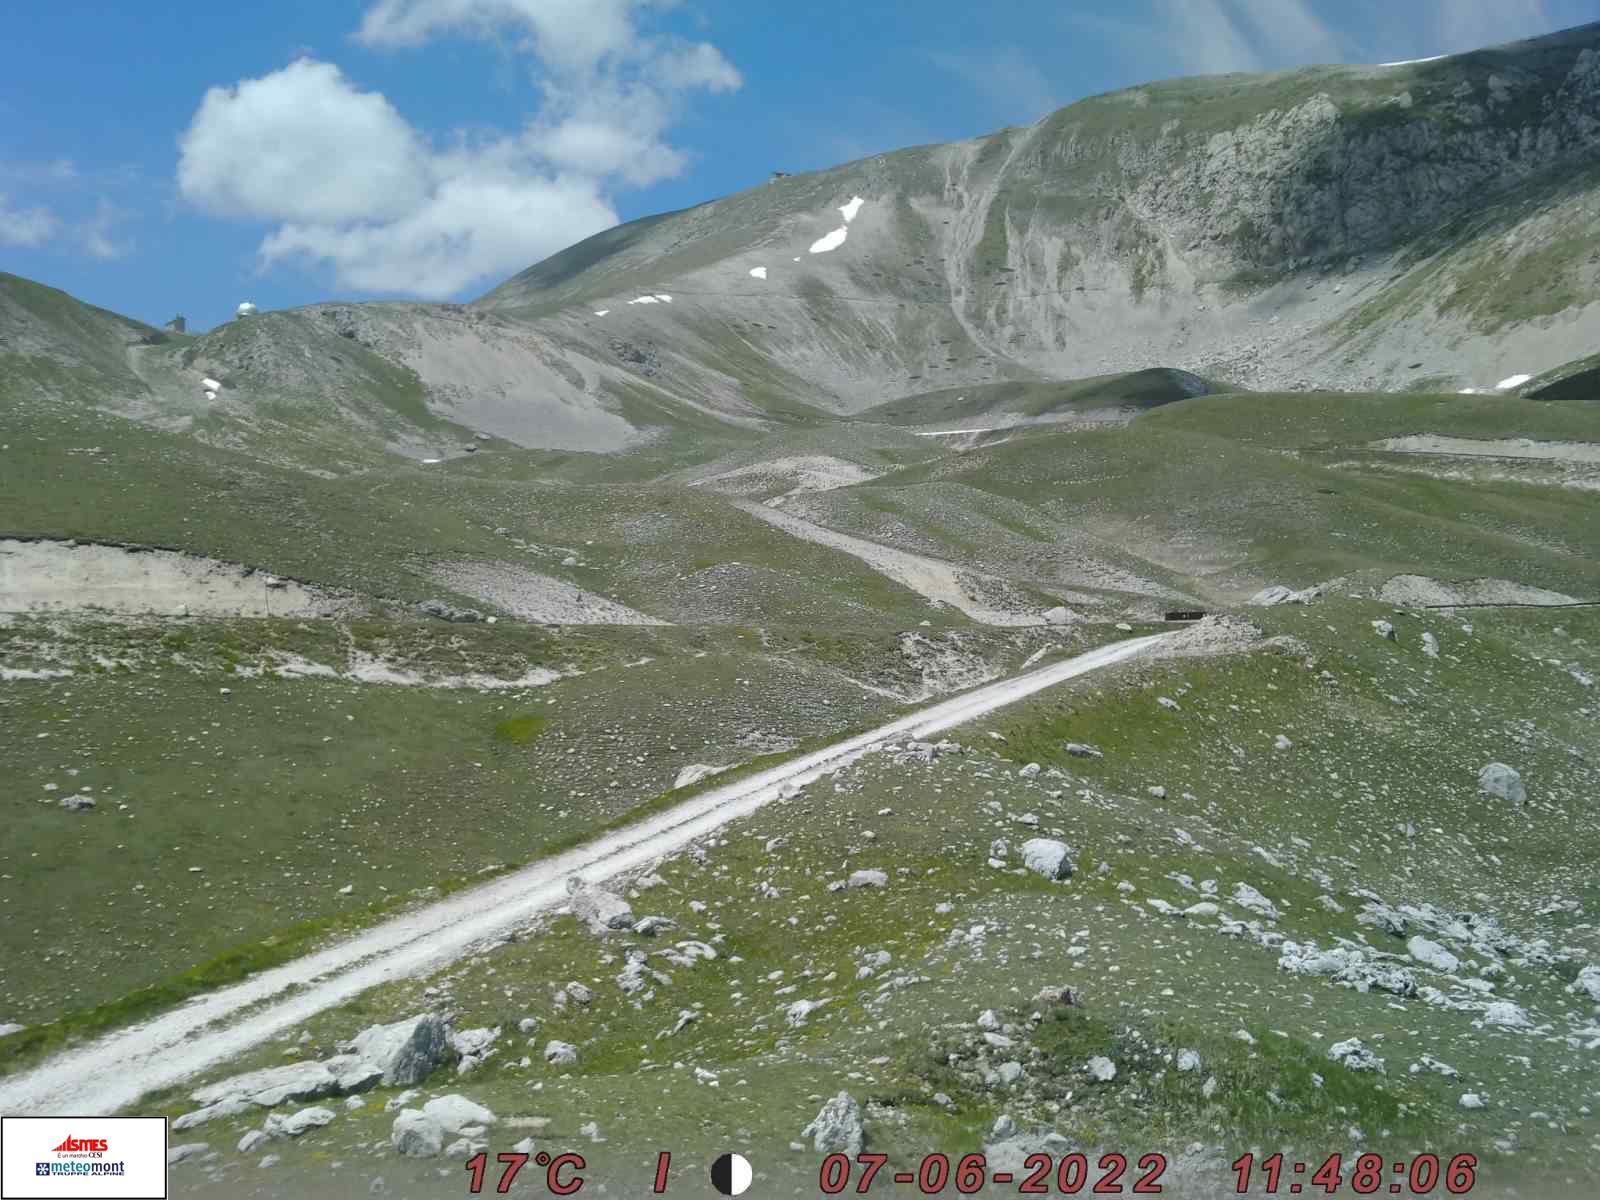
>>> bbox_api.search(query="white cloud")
[260,172,615,296]
[178,59,429,224]
[82,198,135,261]
[0,195,58,247]
[178,1,739,297]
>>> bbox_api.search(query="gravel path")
[735,500,1045,626]
[0,633,1168,1116]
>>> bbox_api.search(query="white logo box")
[1,1117,167,1200]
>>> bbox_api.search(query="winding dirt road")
[0,632,1168,1115]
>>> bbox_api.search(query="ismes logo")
[52,1135,109,1153]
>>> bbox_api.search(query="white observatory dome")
[236,301,258,318]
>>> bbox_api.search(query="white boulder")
[1020,838,1074,881]
[801,1092,864,1156]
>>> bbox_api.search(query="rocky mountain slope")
[479,22,1600,416]
[7,26,1598,466]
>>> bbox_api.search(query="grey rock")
[1086,1056,1117,1082]
[847,869,888,889]
[418,600,485,624]
[1064,742,1102,758]
[1407,936,1461,974]
[167,1143,210,1166]
[569,883,635,933]
[544,1040,579,1065]
[801,1092,865,1156]
[237,1130,269,1154]
[1372,620,1397,640]
[390,1110,444,1158]
[264,1106,336,1138]
[174,1096,257,1131]
[1177,1049,1202,1073]
[422,1095,496,1134]
[449,1027,500,1058]
[632,915,676,936]
[58,794,96,811]
[191,1060,339,1108]
[1570,964,1600,1002]
[1020,838,1074,881]
[345,1015,450,1087]
[1327,1038,1385,1074]
[1479,763,1526,805]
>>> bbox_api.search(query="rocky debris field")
[99,596,1600,1198]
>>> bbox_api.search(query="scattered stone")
[801,1092,865,1156]
[58,794,95,811]
[1019,838,1074,881]
[848,869,888,889]
[167,1143,209,1167]
[1064,743,1102,759]
[264,1107,336,1139]
[1482,1001,1532,1029]
[391,1110,444,1157]
[1328,1039,1385,1074]
[1422,632,1439,658]
[1086,1056,1117,1082]
[238,1130,269,1154]
[1478,763,1526,806]
[1018,762,1041,779]
[991,1114,1017,1140]
[1177,1049,1201,1074]
[344,1015,449,1087]
[450,1027,500,1058]
[173,1097,256,1131]
[1407,936,1461,974]
[544,1041,579,1066]
[1156,696,1181,711]
[1273,734,1293,751]
[786,999,829,1027]
[1460,1093,1487,1110]
[568,881,635,932]
[1231,883,1279,920]
[632,915,676,936]
[1570,965,1600,1002]
[1372,620,1396,641]
[422,1095,496,1134]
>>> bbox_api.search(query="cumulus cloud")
[178,59,430,225]
[0,195,58,247]
[178,1,741,298]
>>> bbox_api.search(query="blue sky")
[2,0,1594,331]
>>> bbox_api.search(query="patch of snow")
[809,228,848,255]
[421,458,442,464]
[655,295,672,303]
[839,196,864,223]
[1496,374,1533,391]
[592,310,609,317]
[627,296,660,305]
[201,377,221,392]
[749,267,767,280]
